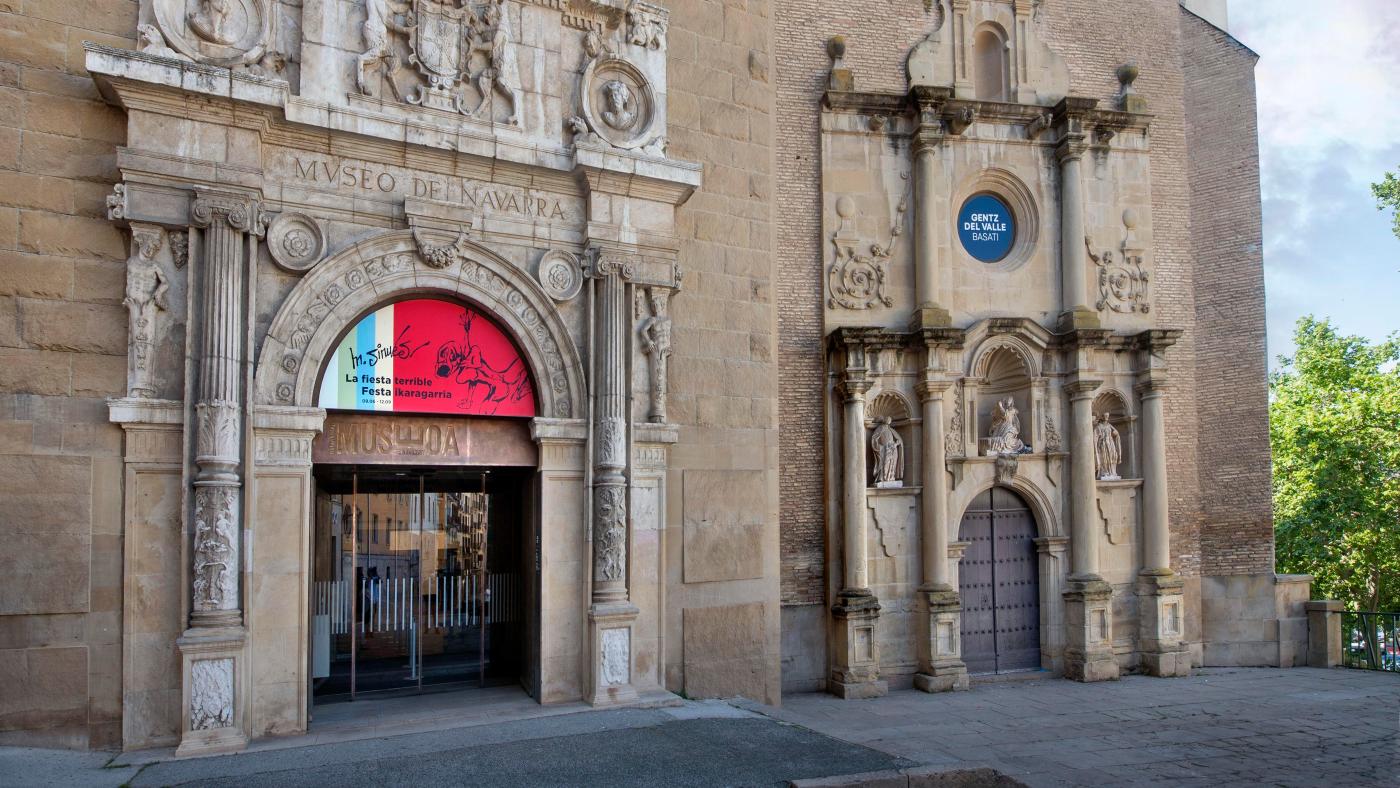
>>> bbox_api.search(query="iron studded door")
[991,489,1040,671]
[958,488,1041,674]
[958,491,997,675]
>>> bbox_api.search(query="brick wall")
[1181,10,1275,577]
[0,1,136,749]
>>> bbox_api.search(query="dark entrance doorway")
[310,466,532,702]
[958,487,1041,675]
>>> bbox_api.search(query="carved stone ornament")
[125,227,170,399]
[190,658,235,731]
[414,229,473,269]
[192,484,238,611]
[626,1,667,49]
[601,628,630,686]
[266,212,327,273]
[946,382,966,458]
[152,0,271,67]
[594,485,627,582]
[994,453,1018,485]
[1088,237,1150,314]
[537,250,584,301]
[106,184,127,222]
[637,287,672,423]
[827,182,908,311]
[170,231,189,268]
[1044,408,1064,453]
[137,23,189,60]
[578,54,660,151]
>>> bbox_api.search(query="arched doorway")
[308,296,542,703]
[958,487,1041,675]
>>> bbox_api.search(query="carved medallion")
[579,55,658,150]
[153,0,270,67]
[266,212,327,273]
[537,250,584,301]
[828,241,892,310]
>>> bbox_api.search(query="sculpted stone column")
[830,340,885,699]
[587,251,640,706]
[911,87,952,329]
[1055,99,1100,331]
[913,372,969,693]
[1134,330,1190,676]
[1063,375,1119,682]
[177,189,264,756]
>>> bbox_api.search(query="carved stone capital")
[1053,97,1098,162]
[587,248,639,281]
[1063,379,1102,401]
[915,380,953,401]
[191,192,266,237]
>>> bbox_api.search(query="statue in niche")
[987,396,1028,455]
[1095,413,1123,481]
[188,0,241,46]
[871,416,905,488]
[358,0,415,98]
[638,288,672,423]
[601,80,638,130]
[473,0,522,126]
[124,229,170,398]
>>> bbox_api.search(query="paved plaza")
[3,667,1395,787]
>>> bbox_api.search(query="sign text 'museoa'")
[283,154,570,221]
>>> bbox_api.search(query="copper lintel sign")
[313,413,537,467]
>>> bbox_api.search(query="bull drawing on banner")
[434,310,532,413]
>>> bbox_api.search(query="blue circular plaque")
[958,194,1016,263]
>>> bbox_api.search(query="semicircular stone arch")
[254,230,586,421]
[949,476,1062,540]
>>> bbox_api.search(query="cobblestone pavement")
[758,667,1400,787]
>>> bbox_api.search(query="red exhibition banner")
[318,298,536,418]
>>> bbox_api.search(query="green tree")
[1375,170,1400,240]
[1270,317,1400,615]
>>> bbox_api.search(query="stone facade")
[0,0,1301,753]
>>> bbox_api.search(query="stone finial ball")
[836,195,857,219]
[828,35,847,60]
[1117,62,1140,87]
[1122,207,1140,230]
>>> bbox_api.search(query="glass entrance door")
[311,469,523,702]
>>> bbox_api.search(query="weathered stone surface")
[683,469,766,584]
[683,602,768,702]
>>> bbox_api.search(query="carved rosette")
[538,250,584,301]
[266,212,327,273]
[189,658,235,730]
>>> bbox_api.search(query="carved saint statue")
[601,80,637,130]
[474,0,522,125]
[125,229,170,398]
[188,0,240,46]
[870,416,904,488]
[987,396,1027,455]
[358,0,415,98]
[638,288,672,423]
[1094,413,1122,481]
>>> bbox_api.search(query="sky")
[1228,1,1400,368]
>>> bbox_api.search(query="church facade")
[0,0,1306,753]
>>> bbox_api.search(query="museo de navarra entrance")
[310,297,540,704]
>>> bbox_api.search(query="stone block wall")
[0,1,136,749]
[1181,9,1275,578]
[664,0,782,705]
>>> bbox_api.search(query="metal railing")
[1342,611,1400,673]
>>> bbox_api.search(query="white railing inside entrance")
[313,574,519,635]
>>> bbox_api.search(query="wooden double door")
[958,488,1042,675]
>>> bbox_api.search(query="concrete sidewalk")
[2,667,1395,787]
